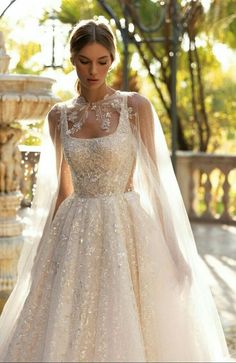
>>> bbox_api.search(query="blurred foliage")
[9,40,42,74]
[110,63,140,92]
[161,42,236,152]
[40,0,100,26]
[1,0,235,152]
[207,0,236,49]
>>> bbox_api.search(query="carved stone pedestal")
[0,31,58,312]
[0,193,24,310]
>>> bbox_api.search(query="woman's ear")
[70,56,75,66]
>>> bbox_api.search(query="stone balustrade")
[19,148,236,225]
[176,151,236,225]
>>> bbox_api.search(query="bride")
[0,19,232,362]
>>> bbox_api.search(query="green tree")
[98,0,209,150]
[40,0,101,26]
[98,0,236,152]
[207,0,236,49]
[40,0,236,152]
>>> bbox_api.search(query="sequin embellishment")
[66,92,122,136]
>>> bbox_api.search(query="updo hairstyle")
[69,19,116,65]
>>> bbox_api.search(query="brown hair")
[70,19,116,64]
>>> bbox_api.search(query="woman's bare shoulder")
[47,102,66,138]
[48,102,63,123]
[126,91,151,109]
[47,98,75,128]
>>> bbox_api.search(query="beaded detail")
[65,91,122,136]
[61,92,135,197]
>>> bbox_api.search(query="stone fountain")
[0,31,58,309]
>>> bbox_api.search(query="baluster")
[202,170,213,219]
[189,167,198,217]
[221,168,231,223]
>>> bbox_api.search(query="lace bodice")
[60,92,136,197]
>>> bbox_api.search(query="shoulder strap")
[58,103,68,140]
[117,92,133,134]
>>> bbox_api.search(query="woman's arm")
[48,106,74,220]
[128,93,192,282]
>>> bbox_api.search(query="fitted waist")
[71,189,137,200]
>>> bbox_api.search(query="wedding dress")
[0,90,231,362]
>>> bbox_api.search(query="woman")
[0,19,232,362]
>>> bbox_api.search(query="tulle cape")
[0,92,232,361]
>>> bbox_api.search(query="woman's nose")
[89,62,98,75]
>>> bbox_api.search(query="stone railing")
[20,148,236,225]
[176,152,236,225]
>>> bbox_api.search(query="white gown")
[0,91,231,362]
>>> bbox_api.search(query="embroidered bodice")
[59,92,136,197]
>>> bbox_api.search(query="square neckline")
[63,92,125,142]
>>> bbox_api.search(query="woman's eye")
[78,60,107,65]
[80,59,107,66]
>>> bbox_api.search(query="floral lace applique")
[127,106,137,121]
[65,94,122,136]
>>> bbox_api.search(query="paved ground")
[192,222,236,358]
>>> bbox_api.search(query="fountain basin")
[0,31,61,304]
[0,74,59,123]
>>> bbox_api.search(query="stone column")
[0,31,58,311]
[0,128,24,309]
[0,35,25,308]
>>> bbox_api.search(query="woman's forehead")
[78,42,110,58]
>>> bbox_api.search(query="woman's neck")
[80,83,112,103]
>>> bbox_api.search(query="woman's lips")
[87,79,99,82]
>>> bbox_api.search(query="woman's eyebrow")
[78,55,109,60]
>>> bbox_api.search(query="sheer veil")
[128,92,230,361]
[0,112,63,356]
[0,91,232,361]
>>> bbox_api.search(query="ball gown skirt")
[0,92,230,362]
[2,191,227,362]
